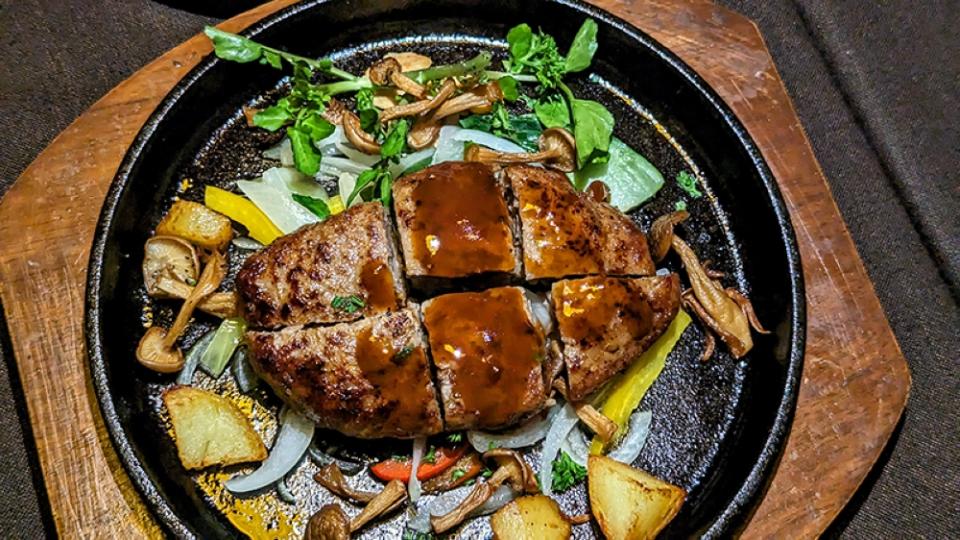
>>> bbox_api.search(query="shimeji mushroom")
[342,111,381,154]
[142,235,236,318]
[368,57,427,99]
[349,480,407,532]
[304,504,350,540]
[553,379,618,443]
[314,463,376,503]
[379,79,457,124]
[136,251,226,373]
[432,82,503,120]
[465,127,577,172]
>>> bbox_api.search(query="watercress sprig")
[204,26,358,81]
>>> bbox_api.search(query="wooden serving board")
[0,0,910,537]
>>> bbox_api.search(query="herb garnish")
[331,295,365,313]
[446,432,463,443]
[292,194,330,219]
[423,446,437,464]
[551,450,587,492]
[460,103,542,151]
[450,468,466,481]
[676,170,703,198]
[674,200,688,212]
[394,346,414,362]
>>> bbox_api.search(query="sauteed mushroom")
[368,57,427,99]
[553,378,617,443]
[430,449,538,533]
[314,463,376,503]
[341,112,380,154]
[143,236,199,298]
[407,117,442,150]
[379,79,457,124]
[465,127,577,172]
[136,251,225,372]
[432,82,504,119]
[153,276,238,318]
[349,479,406,532]
[304,504,350,540]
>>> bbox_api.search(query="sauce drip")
[359,261,397,311]
[407,162,516,276]
[554,277,654,347]
[355,326,436,435]
[424,287,545,428]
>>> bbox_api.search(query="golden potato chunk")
[490,495,571,540]
[163,386,266,470]
[156,200,232,250]
[588,456,685,540]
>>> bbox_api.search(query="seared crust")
[236,202,406,328]
[505,165,654,279]
[393,162,521,280]
[552,274,681,400]
[246,308,443,438]
[422,287,548,430]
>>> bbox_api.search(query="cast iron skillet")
[86,0,805,537]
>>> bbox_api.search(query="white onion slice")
[263,137,294,167]
[539,403,580,496]
[314,126,346,155]
[335,142,380,166]
[431,126,465,164]
[607,410,652,464]
[561,427,591,468]
[319,156,371,177]
[262,167,329,202]
[337,172,361,207]
[225,408,314,493]
[236,179,318,234]
[468,405,557,451]
[231,236,264,251]
[523,289,553,335]
[453,129,526,154]
[656,267,671,277]
[409,436,426,502]
[391,148,435,176]
[176,330,216,385]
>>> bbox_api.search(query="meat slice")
[552,274,681,401]
[422,286,550,430]
[246,308,443,439]
[236,202,405,328]
[393,162,521,284]
[505,165,654,279]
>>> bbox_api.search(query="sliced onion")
[308,443,363,476]
[453,129,526,154]
[236,179,318,234]
[405,484,518,534]
[607,410,652,465]
[231,236,264,251]
[431,126,466,164]
[409,436,426,502]
[539,403,580,496]
[176,329,216,385]
[231,347,259,393]
[263,137,294,167]
[225,408,314,493]
[523,289,553,335]
[656,267,671,277]
[262,166,329,201]
[276,477,296,505]
[335,142,380,166]
[391,148,435,176]
[319,156,371,177]
[315,126,346,155]
[468,406,556,452]
[337,172,361,207]
[561,427,591,468]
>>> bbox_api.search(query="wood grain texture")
[0,0,909,538]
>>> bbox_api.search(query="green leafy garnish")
[381,119,410,159]
[560,82,613,167]
[355,87,379,134]
[563,19,599,73]
[573,137,665,211]
[505,23,567,89]
[287,127,321,176]
[482,467,493,478]
[251,105,292,131]
[460,104,542,151]
[450,469,466,481]
[497,76,520,101]
[292,194,330,219]
[402,155,434,176]
[551,450,587,492]
[676,170,703,198]
[331,295,365,313]
[348,167,391,206]
[674,200,688,211]
[423,446,437,464]
[204,26,355,81]
[533,95,571,129]
[407,52,492,84]
[446,432,463,443]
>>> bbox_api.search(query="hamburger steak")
[239,162,681,438]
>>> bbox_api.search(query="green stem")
[317,77,374,96]
[407,52,493,83]
[484,71,538,83]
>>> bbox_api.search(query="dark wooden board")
[0,0,910,537]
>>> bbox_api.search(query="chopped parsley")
[482,467,493,478]
[423,446,437,464]
[676,170,703,198]
[674,200,688,212]
[450,468,466,481]
[393,346,414,361]
[331,295,365,313]
[551,451,586,492]
[446,432,463,444]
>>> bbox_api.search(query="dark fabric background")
[0,0,956,537]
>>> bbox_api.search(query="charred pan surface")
[393,162,521,284]
[422,287,549,430]
[552,274,681,401]
[236,202,405,328]
[506,165,654,279]
[246,308,443,438]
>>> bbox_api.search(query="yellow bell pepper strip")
[327,194,345,215]
[204,186,283,245]
[590,310,692,455]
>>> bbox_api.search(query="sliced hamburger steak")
[551,274,681,401]
[236,201,406,328]
[246,307,443,438]
[421,286,552,431]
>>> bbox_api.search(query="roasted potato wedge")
[490,495,572,540]
[156,200,232,250]
[588,456,685,540]
[163,386,266,470]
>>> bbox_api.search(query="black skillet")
[85,0,805,537]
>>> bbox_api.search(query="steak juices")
[238,162,680,437]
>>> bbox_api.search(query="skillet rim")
[84,0,806,537]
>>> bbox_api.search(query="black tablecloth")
[0,1,956,537]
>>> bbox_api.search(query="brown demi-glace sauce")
[554,276,654,348]
[359,261,397,310]
[423,287,546,428]
[407,162,516,276]
[354,326,437,436]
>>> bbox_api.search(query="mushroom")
[650,211,769,359]
[464,127,577,172]
[368,57,427,99]
[379,79,457,124]
[136,251,226,373]
[432,82,503,120]
[153,275,238,318]
[553,378,617,443]
[322,98,347,126]
[349,479,406,532]
[314,463,376,503]
[341,112,380,154]
[304,504,350,540]
[384,51,432,72]
[142,236,199,298]
[430,449,537,534]
[407,116,442,150]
